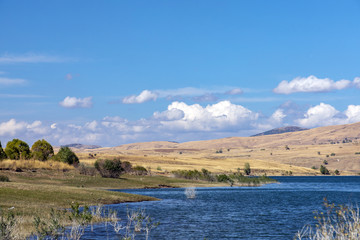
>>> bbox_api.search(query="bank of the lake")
[1,168,255,237]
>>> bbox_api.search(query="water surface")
[85,176,360,239]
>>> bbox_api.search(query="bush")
[121,161,132,173]
[132,166,148,176]
[31,139,54,161]
[95,159,124,178]
[244,162,251,175]
[0,175,10,182]
[330,153,336,156]
[320,165,330,175]
[216,174,231,182]
[54,147,79,165]
[5,139,31,160]
[78,163,97,176]
[0,141,6,160]
[334,169,340,175]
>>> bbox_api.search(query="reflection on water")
[83,176,360,239]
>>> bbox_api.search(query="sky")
[1,0,360,147]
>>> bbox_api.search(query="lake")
[84,176,360,239]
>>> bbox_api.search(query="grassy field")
[0,164,232,237]
[75,142,359,176]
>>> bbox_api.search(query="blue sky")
[1,0,360,147]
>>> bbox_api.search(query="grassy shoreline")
[0,166,279,238]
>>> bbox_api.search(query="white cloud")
[353,77,360,88]
[295,103,360,128]
[122,90,158,104]
[159,101,259,131]
[270,109,286,123]
[50,123,57,129]
[85,120,98,131]
[0,119,27,136]
[344,105,360,123]
[0,77,27,86]
[0,53,69,63]
[0,119,48,137]
[296,103,341,127]
[273,75,351,94]
[225,88,243,95]
[59,96,93,108]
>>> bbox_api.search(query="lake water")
[84,176,360,239]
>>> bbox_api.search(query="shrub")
[121,161,133,173]
[334,169,340,175]
[216,174,231,182]
[330,153,336,156]
[0,175,9,182]
[95,159,124,178]
[78,163,97,176]
[244,162,251,175]
[320,165,330,175]
[5,139,31,160]
[323,160,328,165]
[54,147,79,165]
[31,139,54,161]
[0,141,6,160]
[132,166,148,176]
[311,166,317,170]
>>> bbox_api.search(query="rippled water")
[83,176,360,239]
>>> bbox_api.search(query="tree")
[320,165,330,175]
[31,139,54,161]
[5,139,31,160]
[244,162,251,175]
[95,159,124,178]
[54,147,79,165]
[0,141,7,160]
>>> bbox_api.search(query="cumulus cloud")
[122,90,158,104]
[59,96,93,108]
[0,77,27,86]
[274,75,351,94]
[0,119,48,137]
[159,101,259,131]
[295,103,360,128]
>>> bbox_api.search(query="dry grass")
[0,159,74,171]
[71,121,360,175]
[75,140,359,176]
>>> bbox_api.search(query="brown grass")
[0,159,74,171]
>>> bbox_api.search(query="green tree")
[31,139,54,161]
[95,159,124,178]
[5,139,31,160]
[244,162,251,175]
[0,141,7,160]
[320,165,330,175]
[54,147,79,165]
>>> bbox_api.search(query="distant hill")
[251,126,309,137]
[62,143,102,149]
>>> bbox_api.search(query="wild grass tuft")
[296,198,360,240]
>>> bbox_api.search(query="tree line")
[0,139,79,165]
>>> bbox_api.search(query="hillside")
[251,126,308,137]
[76,121,360,175]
